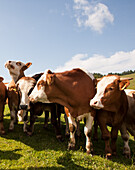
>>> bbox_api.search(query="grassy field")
[0,104,134,169]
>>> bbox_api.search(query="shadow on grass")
[0,149,22,160]
[1,116,135,167]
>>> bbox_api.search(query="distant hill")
[121,73,135,90]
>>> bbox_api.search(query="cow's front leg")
[68,113,77,150]
[120,123,131,158]
[23,111,28,133]
[44,111,49,128]
[27,111,36,136]
[99,122,112,158]
[9,110,16,131]
[111,127,118,156]
[0,104,5,134]
[84,113,94,154]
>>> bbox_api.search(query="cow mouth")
[5,64,15,70]
[92,106,102,110]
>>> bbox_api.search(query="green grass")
[0,105,135,169]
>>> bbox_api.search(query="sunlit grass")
[0,104,134,169]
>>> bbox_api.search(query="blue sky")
[0,0,135,82]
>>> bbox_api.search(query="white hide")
[17,78,36,108]
[29,70,51,103]
[5,61,26,83]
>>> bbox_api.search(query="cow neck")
[11,72,25,83]
[105,91,128,114]
[47,75,70,109]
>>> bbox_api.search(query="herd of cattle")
[0,60,135,159]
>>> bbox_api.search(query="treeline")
[93,70,135,78]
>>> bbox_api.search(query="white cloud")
[55,49,135,74]
[73,0,114,33]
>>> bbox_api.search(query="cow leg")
[64,112,70,137]
[44,111,49,128]
[27,111,36,136]
[111,127,118,156]
[84,113,94,154]
[68,114,77,150]
[9,110,16,131]
[23,111,28,133]
[17,110,24,122]
[120,123,131,158]
[93,118,98,141]
[99,122,111,158]
[76,120,81,137]
[0,104,5,134]
[50,107,62,141]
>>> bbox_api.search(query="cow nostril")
[94,101,98,105]
[9,61,11,63]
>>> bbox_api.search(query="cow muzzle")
[90,99,104,109]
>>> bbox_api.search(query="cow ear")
[46,74,55,86]
[119,79,131,90]
[25,62,32,68]
[21,62,32,71]
[95,78,101,87]
[0,77,4,82]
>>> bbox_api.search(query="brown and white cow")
[120,89,135,158]
[90,75,132,158]
[0,77,7,134]
[5,60,32,131]
[29,68,96,154]
[16,76,63,141]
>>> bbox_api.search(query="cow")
[120,89,135,158]
[29,68,96,154]
[90,75,132,158]
[16,76,63,141]
[0,77,7,135]
[5,60,32,131]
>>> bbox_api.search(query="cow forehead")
[37,70,48,84]
[11,61,25,67]
[18,78,35,92]
[97,76,117,91]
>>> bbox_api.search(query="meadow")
[0,74,135,169]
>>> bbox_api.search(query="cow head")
[16,77,36,110]
[29,70,53,103]
[0,77,4,82]
[5,60,32,83]
[90,75,132,111]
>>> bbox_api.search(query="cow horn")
[120,77,133,81]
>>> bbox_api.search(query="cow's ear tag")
[119,80,130,90]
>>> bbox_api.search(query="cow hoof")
[106,153,112,159]
[8,128,14,132]
[123,152,131,159]
[56,135,64,142]
[27,131,33,136]
[0,130,6,135]
[68,143,75,150]
[86,150,91,155]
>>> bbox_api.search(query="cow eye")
[16,62,21,66]
[109,87,113,91]
[105,87,113,93]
